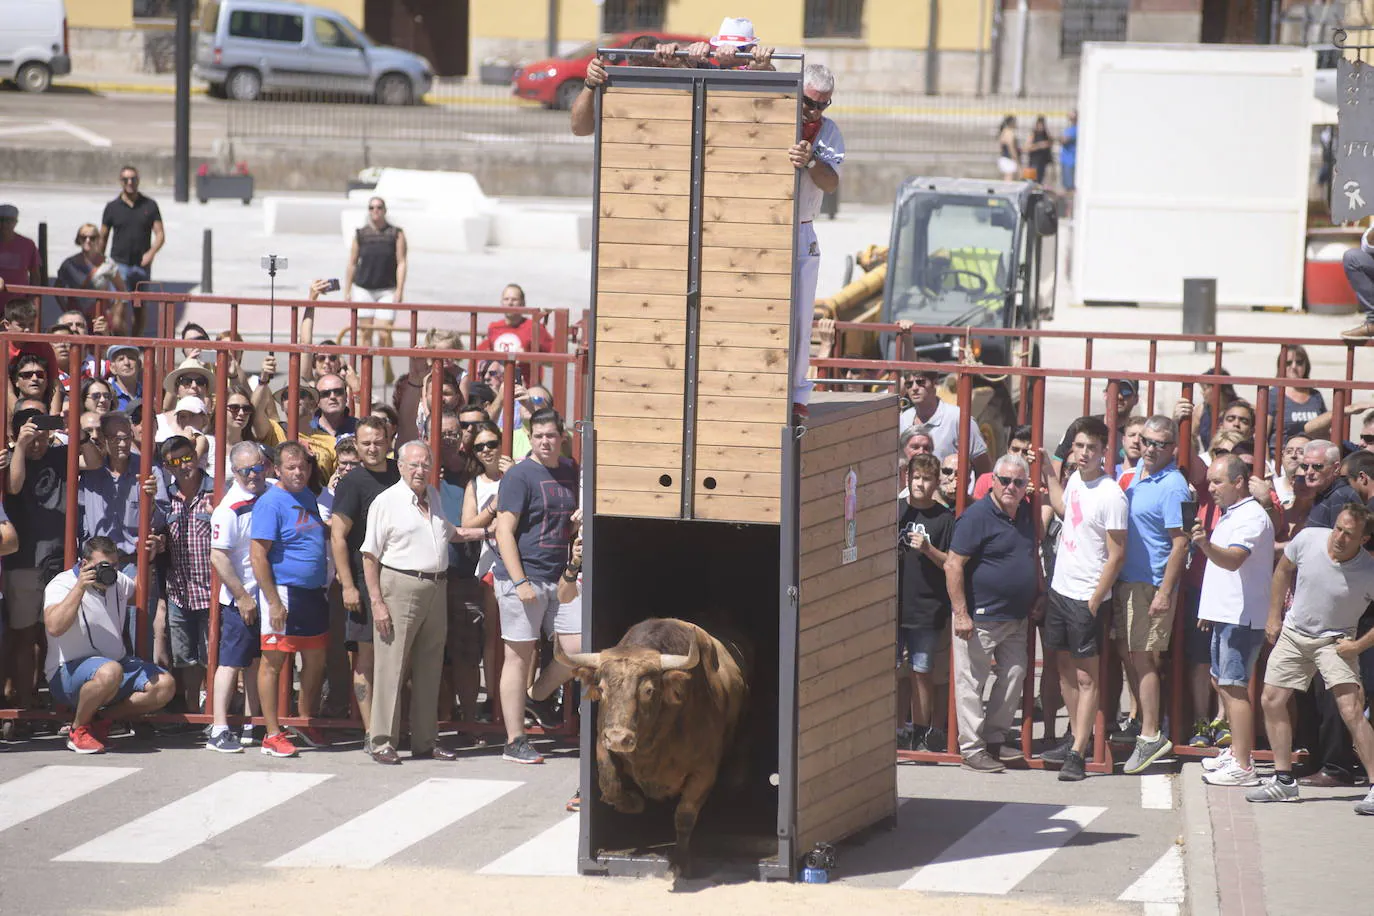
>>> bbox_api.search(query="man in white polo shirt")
[1188,454,1275,787]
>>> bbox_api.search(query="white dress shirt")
[361,480,453,575]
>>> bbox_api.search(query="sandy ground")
[111,870,1135,916]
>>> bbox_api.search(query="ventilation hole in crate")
[658,474,673,487]
[703,477,717,490]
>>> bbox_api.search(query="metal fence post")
[201,228,213,294]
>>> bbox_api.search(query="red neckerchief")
[802,117,822,145]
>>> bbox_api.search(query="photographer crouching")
[43,536,175,754]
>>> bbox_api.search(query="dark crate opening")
[587,515,783,871]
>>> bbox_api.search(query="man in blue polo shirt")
[946,453,1041,773]
[1117,415,1192,775]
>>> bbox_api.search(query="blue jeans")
[113,261,151,290]
[50,656,164,709]
[1341,247,1374,324]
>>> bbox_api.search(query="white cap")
[174,395,208,415]
[710,16,759,49]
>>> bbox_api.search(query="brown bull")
[559,617,748,871]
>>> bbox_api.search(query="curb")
[56,80,205,96]
[1178,763,1220,916]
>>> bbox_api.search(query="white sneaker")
[1201,748,1234,772]
[1202,760,1260,787]
[1355,786,1374,816]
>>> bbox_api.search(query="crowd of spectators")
[896,372,1374,808]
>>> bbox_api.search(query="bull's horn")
[659,637,700,671]
[555,642,601,668]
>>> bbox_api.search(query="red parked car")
[512,32,708,110]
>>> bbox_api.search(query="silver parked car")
[195,0,433,105]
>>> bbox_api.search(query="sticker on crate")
[842,467,858,565]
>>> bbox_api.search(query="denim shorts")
[1210,622,1265,687]
[898,626,941,674]
[49,656,165,709]
[168,601,209,668]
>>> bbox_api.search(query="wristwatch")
[806,158,818,170]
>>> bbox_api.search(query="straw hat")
[710,17,760,49]
[162,357,216,396]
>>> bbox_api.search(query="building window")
[1060,0,1130,57]
[602,0,666,33]
[804,0,864,39]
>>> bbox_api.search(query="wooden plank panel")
[599,142,693,172]
[800,598,894,659]
[799,502,895,558]
[797,639,894,708]
[704,120,795,148]
[601,168,692,196]
[797,718,892,783]
[799,552,894,608]
[696,419,787,447]
[801,529,893,582]
[698,320,788,349]
[696,344,788,374]
[800,478,894,530]
[602,93,692,120]
[701,246,792,275]
[703,196,792,225]
[597,466,685,493]
[800,432,894,479]
[797,767,895,839]
[798,743,892,808]
[691,468,780,499]
[597,442,682,471]
[696,394,787,425]
[798,788,896,853]
[594,416,683,445]
[697,370,788,398]
[595,293,685,322]
[693,494,780,523]
[599,193,689,221]
[694,444,781,473]
[596,488,678,518]
[597,267,687,296]
[705,93,795,124]
[702,220,793,248]
[594,341,684,371]
[799,578,893,633]
[798,664,893,725]
[598,242,689,272]
[699,270,793,300]
[597,218,689,246]
[596,317,686,346]
[595,390,684,420]
[799,693,895,759]
[800,454,895,505]
[594,366,684,395]
[702,146,794,175]
[799,401,894,447]
[798,619,893,682]
[702,170,795,202]
[600,119,692,146]
[700,297,790,324]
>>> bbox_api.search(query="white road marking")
[1140,774,1175,810]
[51,119,114,148]
[269,777,522,869]
[54,771,331,863]
[1119,846,1185,906]
[478,814,580,876]
[0,766,140,834]
[900,803,1107,894]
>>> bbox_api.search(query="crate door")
[793,394,899,853]
[691,89,796,524]
[593,86,692,518]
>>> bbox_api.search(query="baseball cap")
[174,395,208,415]
[1109,378,1138,397]
[0,204,18,221]
[107,344,141,361]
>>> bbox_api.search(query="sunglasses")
[165,453,197,469]
[318,386,347,399]
[939,467,957,477]
[994,474,1029,489]
[233,463,267,477]
[1299,462,1326,472]
[801,95,831,111]
[907,376,935,387]
[79,235,99,242]
[526,396,549,407]
[459,420,481,429]
[1212,448,1231,457]
[1361,434,1374,445]
[120,176,139,183]
[226,403,252,413]
[17,370,46,380]
[474,440,500,452]
[1141,436,1174,450]
[180,376,208,387]
[88,391,112,401]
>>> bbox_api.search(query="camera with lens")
[94,561,118,587]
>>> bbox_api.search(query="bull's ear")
[662,670,691,705]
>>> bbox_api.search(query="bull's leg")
[670,772,717,877]
[596,743,644,814]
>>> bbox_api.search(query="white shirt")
[361,480,454,575]
[1198,497,1275,628]
[797,117,845,221]
[210,482,261,608]
[43,569,135,680]
[1050,470,1129,601]
[900,400,988,462]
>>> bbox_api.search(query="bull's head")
[558,638,699,754]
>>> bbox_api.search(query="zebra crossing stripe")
[901,803,1107,894]
[478,814,580,876]
[0,765,140,834]
[1119,846,1185,906]
[269,777,523,869]
[54,771,332,864]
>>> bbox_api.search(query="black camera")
[94,561,118,587]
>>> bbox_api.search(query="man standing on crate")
[787,63,844,421]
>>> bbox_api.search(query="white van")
[0,0,71,92]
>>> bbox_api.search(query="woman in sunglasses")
[1267,344,1326,443]
[219,382,260,476]
[55,222,126,316]
[462,420,510,716]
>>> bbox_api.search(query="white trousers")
[792,221,820,406]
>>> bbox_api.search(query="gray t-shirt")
[1284,527,1374,638]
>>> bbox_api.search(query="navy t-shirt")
[949,494,1039,621]
[492,456,578,584]
[898,502,954,629]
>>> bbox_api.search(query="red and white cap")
[709,16,760,49]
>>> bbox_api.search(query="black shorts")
[1044,588,1103,659]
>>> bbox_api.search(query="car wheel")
[16,62,52,93]
[555,79,581,111]
[376,73,412,106]
[226,68,262,101]
[206,82,228,99]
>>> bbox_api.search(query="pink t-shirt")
[0,235,41,304]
